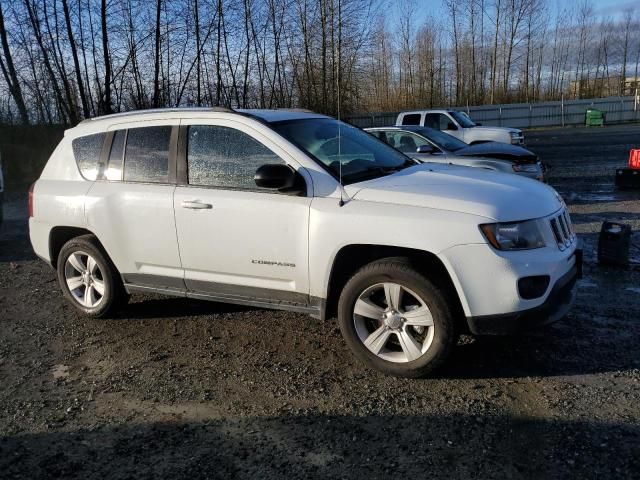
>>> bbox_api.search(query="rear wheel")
[56,235,127,317]
[337,258,457,377]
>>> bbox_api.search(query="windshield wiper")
[342,166,390,183]
[343,161,415,183]
[381,159,416,172]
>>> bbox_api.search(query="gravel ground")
[1,124,639,479]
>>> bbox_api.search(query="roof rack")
[80,106,235,123]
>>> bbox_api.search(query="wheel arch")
[49,226,105,268]
[323,244,466,330]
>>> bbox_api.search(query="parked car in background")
[366,126,544,181]
[396,109,525,145]
[29,108,579,378]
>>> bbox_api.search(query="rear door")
[173,119,312,306]
[85,123,184,292]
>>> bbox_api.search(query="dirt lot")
[1,124,639,479]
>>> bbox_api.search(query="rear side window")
[123,126,172,183]
[72,133,106,180]
[187,125,285,190]
[386,132,430,153]
[401,114,421,126]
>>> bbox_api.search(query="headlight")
[512,164,539,173]
[479,220,546,250]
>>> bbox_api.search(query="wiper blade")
[342,167,389,183]
[382,160,415,172]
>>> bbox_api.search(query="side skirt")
[123,283,323,318]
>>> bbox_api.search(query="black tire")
[56,234,127,317]
[337,258,457,378]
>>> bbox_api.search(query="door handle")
[181,200,212,210]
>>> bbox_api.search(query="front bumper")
[465,254,580,335]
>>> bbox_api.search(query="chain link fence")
[344,94,640,129]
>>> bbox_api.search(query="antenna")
[336,0,345,207]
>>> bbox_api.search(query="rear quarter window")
[72,133,107,180]
[401,114,422,126]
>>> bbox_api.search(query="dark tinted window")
[72,133,106,180]
[124,126,172,183]
[106,130,126,181]
[187,126,285,190]
[425,113,452,131]
[401,113,422,126]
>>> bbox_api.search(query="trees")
[0,0,638,124]
[0,1,29,124]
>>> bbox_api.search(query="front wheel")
[337,259,457,378]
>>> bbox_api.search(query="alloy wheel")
[353,282,435,363]
[64,251,105,308]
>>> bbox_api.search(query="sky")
[388,0,637,27]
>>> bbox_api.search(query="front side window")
[72,133,106,180]
[424,113,452,131]
[187,125,286,190]
[271,118,415,185]
[123,126,172,183]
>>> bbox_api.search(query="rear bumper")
[466,256,580,335]
[29,217,52,263]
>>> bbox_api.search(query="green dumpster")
[585,108,604,127]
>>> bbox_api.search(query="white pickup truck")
[396,109,525,145]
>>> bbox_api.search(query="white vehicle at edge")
[396,109,525,145]
[29,108,580,377]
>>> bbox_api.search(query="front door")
[425,113,463,141]
[173,120,312,306]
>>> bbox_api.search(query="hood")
[474,126,521,135]
[454,142,537,163]
[346,163,561,221]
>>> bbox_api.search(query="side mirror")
[255,164,302,193]
[446,122,458,131]
[416,145,435,154]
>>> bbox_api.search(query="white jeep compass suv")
[29,108,580,377]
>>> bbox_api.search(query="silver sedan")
[366,126,545,181]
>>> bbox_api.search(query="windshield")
[413,127,469,152]
[449,111,476,128]
[270,118,415,185]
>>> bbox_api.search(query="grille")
[549,209,575,250]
